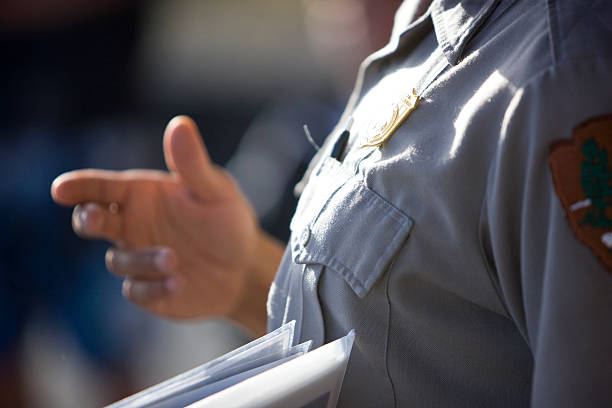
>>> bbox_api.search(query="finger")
[163,115,222,199]
[122,276,181,306]
[72,202,122,241]
[52,169,128,206]
[106,246,177,279]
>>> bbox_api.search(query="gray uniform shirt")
[267,0,612,406]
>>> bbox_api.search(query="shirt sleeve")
[483,57,612,407]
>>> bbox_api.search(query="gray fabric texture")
[268,0,612,406]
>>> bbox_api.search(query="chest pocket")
[290,156,413,298]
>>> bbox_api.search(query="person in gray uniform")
[52,0,612,406]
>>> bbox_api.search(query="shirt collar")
[338,0,504,131]
[429,0,501,65]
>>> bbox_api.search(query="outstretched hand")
[52,116,281,334]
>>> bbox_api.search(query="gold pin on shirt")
[361,89,420,148]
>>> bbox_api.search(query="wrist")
[229,228,284,337]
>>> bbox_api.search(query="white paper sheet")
[187,330,355,408]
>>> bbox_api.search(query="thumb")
[163,115,222,199]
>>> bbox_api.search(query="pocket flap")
[290,177,413,298]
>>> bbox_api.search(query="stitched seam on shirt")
[328,257,365,295]
[364,219,412,290]
[546,0,560,66]
[589,3,612,32]
[479,57,603,345]
[305,179,412,284]
[561,0,596,43]
[384,263,398,408]
[320,211,408,296]
[308,182,346,229]
[556,1,612,56]
[481,83,538,346]
[553,2,594,65]
[305,189,412,295]
[306,159,355,231]
[362,183,413,226]
[345,187,412,292]
[477,0,520,36]
[516,55,611,101]
[477,195,513,319]
[431,2,454,58]
[452,0,500,63]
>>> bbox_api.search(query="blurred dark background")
[0,1,398,406]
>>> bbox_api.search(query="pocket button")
[300,226,312,247]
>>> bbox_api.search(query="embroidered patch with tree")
[549,114,612,272]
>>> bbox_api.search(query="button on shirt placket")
[285,222,324,347]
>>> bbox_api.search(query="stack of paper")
[106,321,355,408]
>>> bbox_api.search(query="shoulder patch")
[549,114,612,271]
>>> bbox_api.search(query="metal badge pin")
[361,88,420,148]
